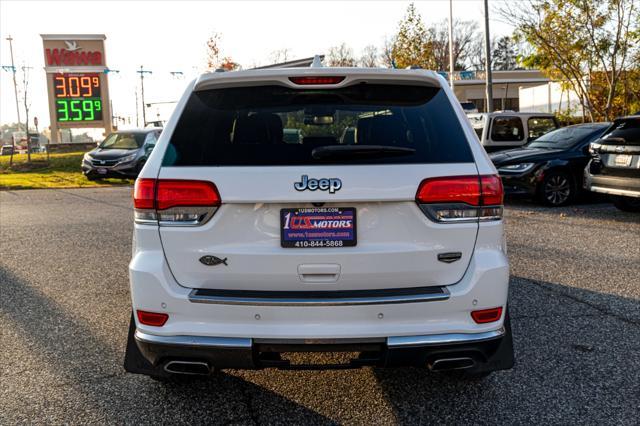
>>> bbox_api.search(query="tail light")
[471,307,503,324]
[288,76,345,85]
[416,175,503,223]
[137,310,169,327]
[133,178,221,226]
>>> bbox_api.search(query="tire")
[86,174,98,181]
[611,195,640,212]
[538,170,574,206]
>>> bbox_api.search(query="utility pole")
[137,65,152,127]
[135,89,139,127]
[448,0,455,90]
[483,0,494,113]
[6,35,21,129]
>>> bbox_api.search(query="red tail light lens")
[471,307,503,324]
[133,179,221,225]
[289,76,345,85]
[133,178,156,209]
[416,176,481,205]
[137,310,169,327]
[156,180,220,210]
[415,175,503,223]
[480,175,504,205]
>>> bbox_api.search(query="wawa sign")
[45,41,103,67]
[41,34,112,142]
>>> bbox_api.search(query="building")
[440,69,550,112]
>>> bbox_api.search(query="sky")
[0,0,515,130]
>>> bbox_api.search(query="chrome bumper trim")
[588,185,640,198]
[387,327,505,348]
[187,287,450,306]
[134,330,252,349]
[135,328,504,351]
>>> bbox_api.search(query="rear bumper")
[584,171,640,198]
[132,326,511,371]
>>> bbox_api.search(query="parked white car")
[124,66,513,381]
[468,111,559,152]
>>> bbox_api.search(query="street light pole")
[6,35,22,128]
[483,0,494,113]
[448,0,455,90]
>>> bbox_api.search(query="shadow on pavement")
[372,276,640,424]
[0,266,332,424]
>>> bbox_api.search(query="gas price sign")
[54,73,103,122]
[42,34,112,142]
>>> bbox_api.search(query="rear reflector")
[137,310,169,327]
[289,76,345,85]
[471,307,503,324]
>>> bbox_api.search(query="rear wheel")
[611,195,640,212]
[538,170,574,206]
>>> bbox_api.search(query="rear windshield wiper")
[311,145,416,160]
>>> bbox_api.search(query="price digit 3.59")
[82,100,95,121]
[56,100,69,121]
[70,100,82,121]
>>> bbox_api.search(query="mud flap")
[123,312,170,378]
[466,308,515,374]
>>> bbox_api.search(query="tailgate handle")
[297,264,341,283]
[438,252,462,263]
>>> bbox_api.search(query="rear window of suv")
[164,83,473,166]
[601,117,640,144]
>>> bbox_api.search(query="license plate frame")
[280,207,357,248]
[614,154,632,167]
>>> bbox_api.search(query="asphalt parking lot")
[1,187,639,424]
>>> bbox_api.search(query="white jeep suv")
[124,66,513,380]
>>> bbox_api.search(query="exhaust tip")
[429,357,475,372]
[164,360,211,375]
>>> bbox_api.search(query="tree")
[360,45,379,67]
[492,36,518,70]
[381,36,396,68]
[205,32,241,71]
[392,3,436,69]
[500,0,640,120]
[430,19,482,71]
[205,32,222,71]
[269,48,292,64]
[327,43,356,67]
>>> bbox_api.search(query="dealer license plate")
[614,154,632,167]
[281,207,356,248]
